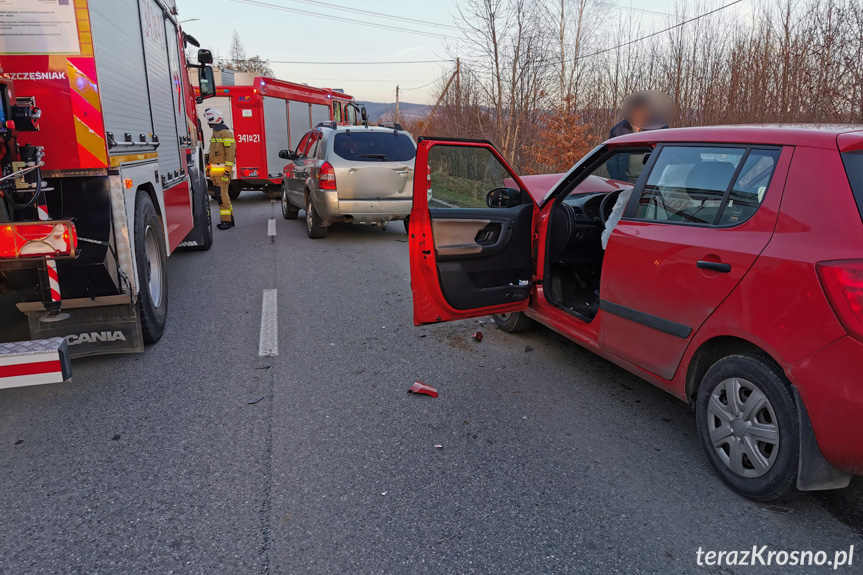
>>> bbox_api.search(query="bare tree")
[223,30,274,76]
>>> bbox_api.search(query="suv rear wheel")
[695,354,799,502]
[306,196,328,239]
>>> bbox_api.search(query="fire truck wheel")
[228,181,242,201]
[198,196,214,251]
[134,192,168,344]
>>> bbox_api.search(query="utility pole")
[419,65,458,138]
[455,58,460,114]
[395,85,400,125]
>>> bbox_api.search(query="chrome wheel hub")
[143,224,164,308]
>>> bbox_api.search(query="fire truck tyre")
[196,196,214,251]
[228,181,242,201]
[306,196,328,239]
[282,185,299,220]
[695,354,800,502]
[492,312,535,333]
[135,193,168,344]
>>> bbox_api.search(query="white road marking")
[267,218,276,237]
[258,289,278,357]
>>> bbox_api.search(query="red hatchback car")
[408,126,863,502]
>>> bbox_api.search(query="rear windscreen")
[841,151,863,221]
[333,132,416,162]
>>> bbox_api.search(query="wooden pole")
[395,85,400,125]
[419,67,457,138]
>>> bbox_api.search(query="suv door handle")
[697,261,731,273]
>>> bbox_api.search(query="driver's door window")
[428,145,517,209]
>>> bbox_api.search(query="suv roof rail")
[380,122,403,131]
[315,121,338,130]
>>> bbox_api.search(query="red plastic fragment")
[471,331,483,342]
[408,381,439,398]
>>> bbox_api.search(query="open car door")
[409,139,537,325]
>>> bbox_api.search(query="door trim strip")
[600,299,692,339]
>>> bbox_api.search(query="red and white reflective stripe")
[0,352,67,389]
[46,259,61,302]
[36,202,61,302]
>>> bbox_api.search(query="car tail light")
[0,221,78,259]
[817,260,863,342]
[240,168,258,178]
[320,162,336,190]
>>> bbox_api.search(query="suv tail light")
[817,260,863,342]
[0,221,78,259]
[320,162,336,190]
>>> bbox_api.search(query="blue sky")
[177,0,725,103]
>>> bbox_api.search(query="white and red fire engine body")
[198,78,360,197]
[0,0,215,387]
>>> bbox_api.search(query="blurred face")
[629,105,649,129]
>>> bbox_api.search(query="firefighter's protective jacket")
[208,123,235,168]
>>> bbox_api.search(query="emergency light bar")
[0,221,78,260]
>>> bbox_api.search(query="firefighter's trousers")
[210,166,233,223]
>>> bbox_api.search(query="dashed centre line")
[258,289,278,357]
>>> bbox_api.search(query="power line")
[571,0,744,62]
[399,72,452,91]
[607,2,673,18]
[229,0,456,39]
[218,58,453,65]
[274,0,460,31]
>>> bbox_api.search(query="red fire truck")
[198,78,364,199]
[0,0,216,388]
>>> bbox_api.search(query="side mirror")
[197,65,216,103]
[197,49,213,65]
[487,187,522,208]
[278,150,293,160]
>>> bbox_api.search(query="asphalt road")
[1,194,861,574]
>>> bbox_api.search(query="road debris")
[381,491,388,496]
[248,395,265,405]
[408,381,439,398]
[525,345,534,353]
[434,444,443,449]
[471,331,483,342]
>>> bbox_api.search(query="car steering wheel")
[599,190,623,228]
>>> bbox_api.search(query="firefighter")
[203,108,236,230]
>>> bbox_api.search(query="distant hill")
[358,101,431,124]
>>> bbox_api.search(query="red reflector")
[0,221,78,259]
[817,260,863,342]
[240,168,258,178]
[320,162,336,190]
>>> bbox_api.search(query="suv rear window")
[333,132,416,162]
[841,151,863,222]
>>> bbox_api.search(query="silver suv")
[279,122,417,238]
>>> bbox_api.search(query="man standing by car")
[607,91,673,182]
[204,108,236,230]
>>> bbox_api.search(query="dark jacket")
[606,120,668,181]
